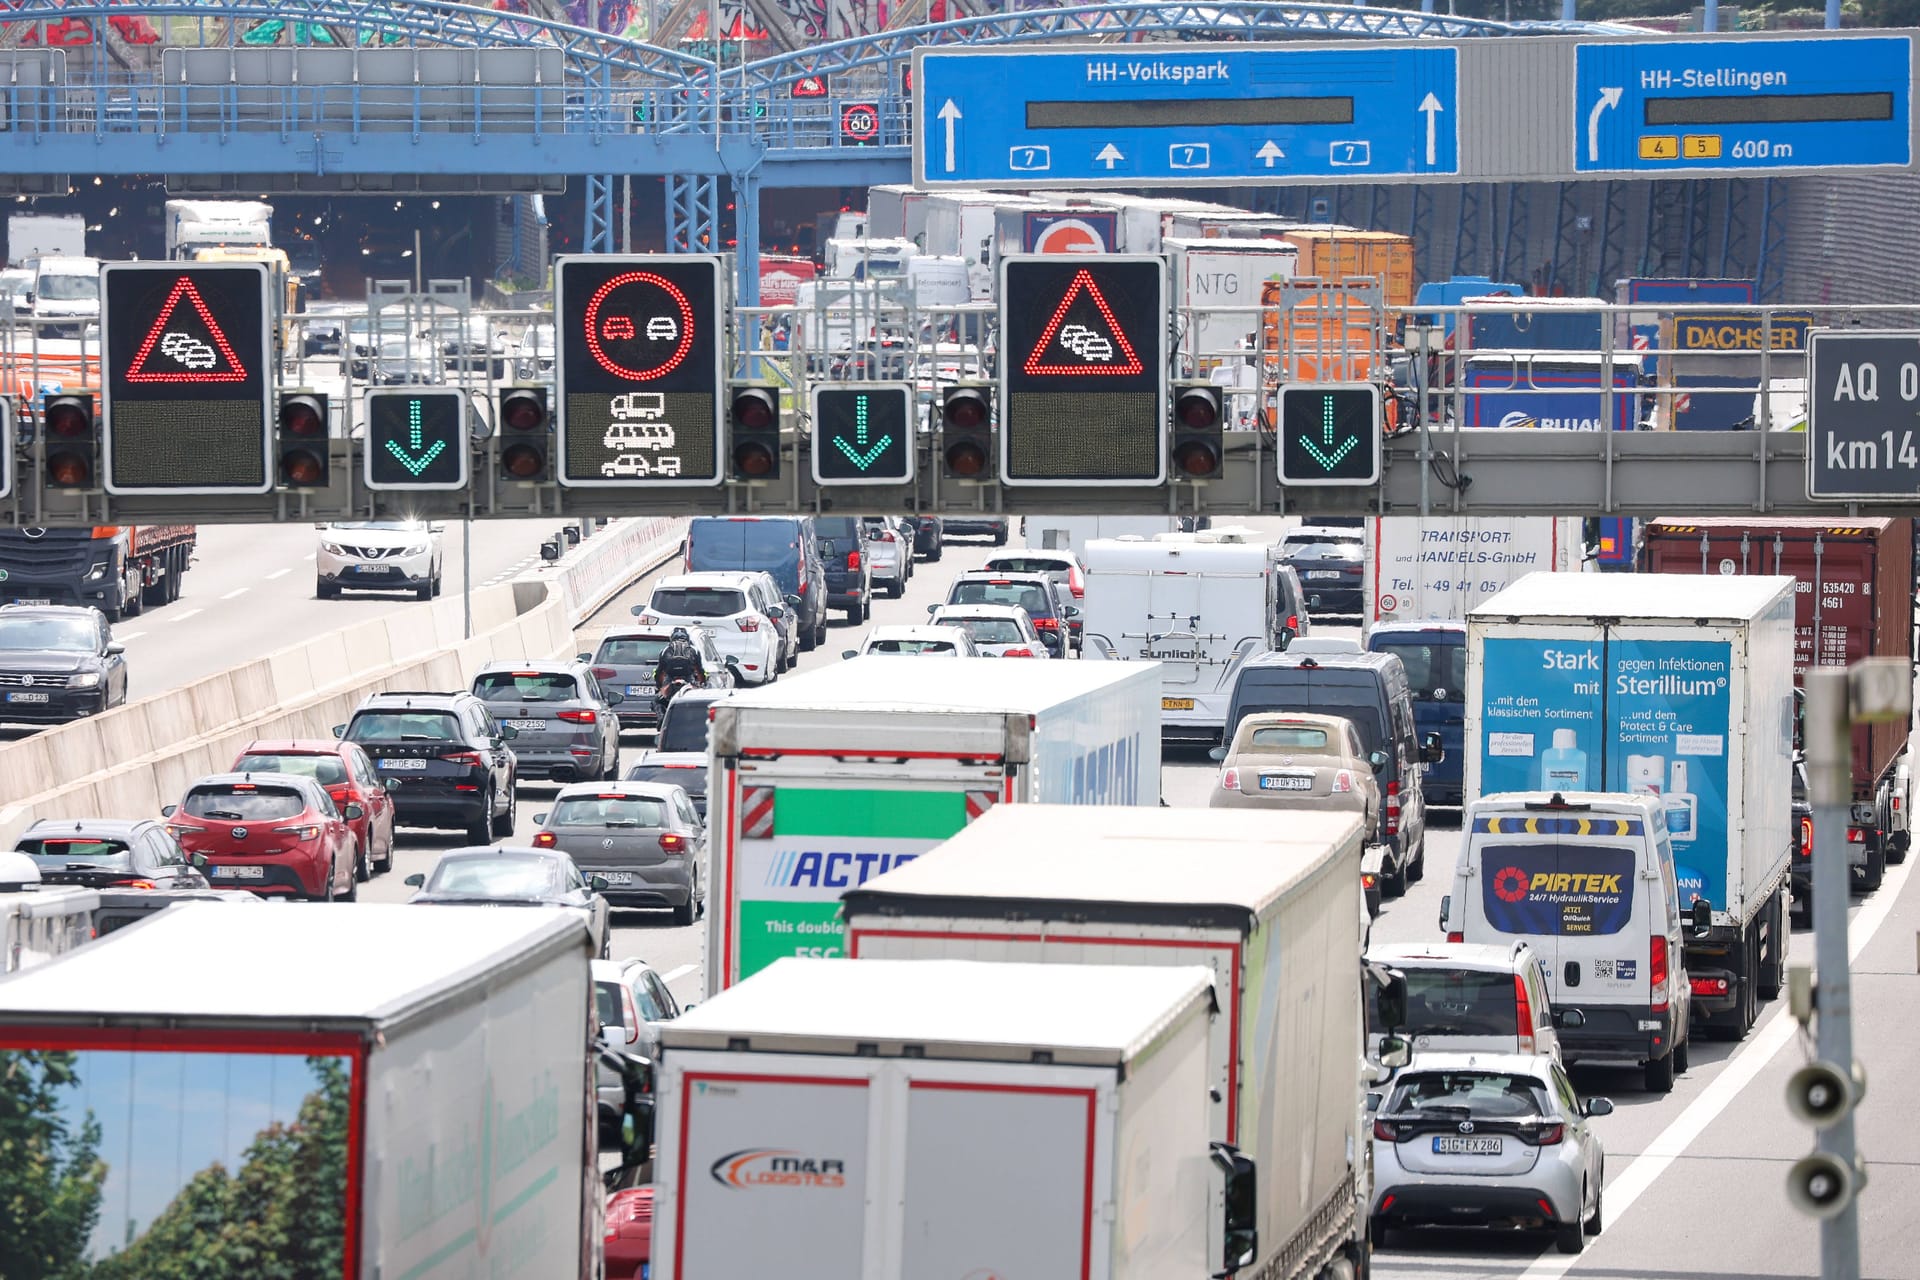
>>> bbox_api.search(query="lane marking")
[114,631,145,643]
[167,609,203,624]
[1522,857,1913,1279]
[220,587,249,600]
[661,962,698,986]
[265,568,291,581]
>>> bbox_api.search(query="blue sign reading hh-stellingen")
[1574,35,1912,174]
[913,44,1458,188]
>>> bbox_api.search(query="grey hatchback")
[469,661,624,784]
[533,781,707,925]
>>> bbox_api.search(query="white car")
[631,573,782,686]
[645,316,679,342]
[316,519,444,600]
[842,625,978,659]
[858,516,912,598]
[927,604,1050,658]
[601,453,681,479]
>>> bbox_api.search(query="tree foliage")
[0,1051,107,1280]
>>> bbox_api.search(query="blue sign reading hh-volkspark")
[913,44,1459,188]
[1575,35,1911,174]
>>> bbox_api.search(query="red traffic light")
[1172,438,1222,479]
[45,395,92,439]
[730,385,777,431]
[502,387,548,433]
[1175,385,1222,430]
[942,385,989,430]
[280,394,325,438]
[732,439,777,478]
[943,439,988,478]
[281,448,326,487]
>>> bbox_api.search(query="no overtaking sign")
[1808,330,1920,500]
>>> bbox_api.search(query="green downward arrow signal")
[384,398,448,477]
[1298,393,1359,470]
[832,393,894,470]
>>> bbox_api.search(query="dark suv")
[15,817,208,891]
[1279,525,1366,617]
[336,691,520,844]
[939,572,1073,658]
[812,516,874,624]
[0,604,129,724]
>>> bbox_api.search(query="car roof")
[474,660,581,676]
[1233,711,1357,735]
[1368,620,1467,641]
[0,604,99,622]
[656,573,752,590]
[984,549,1080,567]
[552,780,686,803]
[1240,649,1402,677]
[1287,525,1364,540]
[932,603,1030,619]
[359,691,467,707]
[433,844,567,864]
[1468,791,1666,821]
[1390,1051,1557,1079]
[1367,941,1535,972]
[954,570,1052,584]
[866,625,969,642]
[23,817,149,838]
[237,740,349,755]
[186,771,325,796]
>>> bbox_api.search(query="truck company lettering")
[1525,872,1623,895]
[1139,646,1205,659]
[711,1147,849,1189]
[769,849,918,888]
[493,1073,561,1181]
[1072,733,1143,805]
[1674,317,1810,351]
[1422,529,1516,543]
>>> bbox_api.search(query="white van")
[1440,791,1692,1092]
[1080,536,1281,742]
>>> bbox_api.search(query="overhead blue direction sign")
[1575,35,1911,174]
[913,43,1459,188]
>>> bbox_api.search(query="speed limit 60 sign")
[1807,330,1920,500]
[841,102,880,145]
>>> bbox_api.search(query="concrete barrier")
[0,517,687,849]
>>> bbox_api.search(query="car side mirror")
[1369,750,1389,773]
[190,852,208,871]
[106,642,125,656]
[926,604,938,615]
[1208,746,1227,762]
[161,804,177,818]
[1439,894,1452,933]
[605,692,624,706]
[343,803,364,820]
[1555,1008,1587,1029]
[1581,1097,1615,1118]
[404,873,425,887]
[1210,1142,1259,1274]
[724,656,740,668]
[385,778,400,791]
[576,652,592,662]
[785,595,801,608]
[1063,605,1080,618]
[630,605,646,617]
[1365,1092,1382,1113]
[500,725,520,740]
[1375,1034,1412,1070]
[841,650,859,660]
[331,724,346,739]
[1373,969,1409,1032]
[1691,899,1713,937]
[532,812,549,825]
[1422,731,1445,764]
[768,606,785,620]
[590,875,610,893]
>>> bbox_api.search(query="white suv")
[632,573,782,686]
[316,520,444,600]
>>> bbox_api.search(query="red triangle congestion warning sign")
[124,276,250,383]
[1023,269,1145,377]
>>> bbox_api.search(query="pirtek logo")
[710,1148,847,1190]
[1494,866,1623,901]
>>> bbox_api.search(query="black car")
[909,516,944,562]
[336,691,520,844]
[0,604,129,725]
[812,515,874,624]
[939,572,1074,658]
[943,516,1010,544]
[1279,526,1366,617]
[1791,758,1813,918]
[626,688,727,819]
[15,818,208,891]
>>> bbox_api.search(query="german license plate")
[1260,774,1313,791]
[13,597,50,605]
[1308,570,1342,580]
[5,691,50,703]
[379,758,428,771]
[1433,1136,1501,1155]
[215,865,266,879]
[509,720,546,732]
[601,871,634,884]
[1162,697,1195,711]
[355,564,394,574]
[626,685,647,697]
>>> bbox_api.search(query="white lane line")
[661,962,699,986]
[1523,857,1913,1280]
[167,609,203,624]
[265,568,291,581]
[114,631,145,643]
[220,587,249,600]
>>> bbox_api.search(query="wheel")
[317,861,337,903]
[430,570,443,598]
[354,836,371,883]
[1584,1180,1604,1236]
[1381,854,1408,900]
[927,543,943,563]
[888,580,903,599]
[671,896,696,927]
[1890,831,1910,865]
[415,579,434,601]
[466,795,493,846]
[1857,835,1886,892]
[861,596,873,621]
[491,783,516,838]
[317,579,339,600]
[1673,1034,1690,1075]
[1758,889,1786,1000]
[799,623,816,652]
[1407,836,1426,884]
[814,620,828,648]
[1555,1215,1586,1255]
[1643,1047,1675,1094]
[1369,1217,1395,1251]
[339,856,359,902]
[142,563,166,607]
[165,547,185,603]
[844,606,863,624]
[374,827,393,874]
[992,527,1009,546]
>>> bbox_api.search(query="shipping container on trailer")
[704,657,1162,994]
[1279,227,1415,310]
[652,958,1230,1280]
[843,804,1374,1280]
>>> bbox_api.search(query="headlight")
[405,542,429,557]
[67,671,101,689]
[321,542,343,555]
[84,561,109,581]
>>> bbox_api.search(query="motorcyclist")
[655,627,706,704]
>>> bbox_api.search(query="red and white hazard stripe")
[964,790,996,820]
[741,785,775,839]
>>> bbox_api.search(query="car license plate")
[13,597,50,605]
[1162,697,1196,711]
[1260,774,1313,791]
[215,865,266,879]
[379,758,429,771]
[601,871,634,884]
[1308,570,1342,580]
[355,564,394,574]
[5,691,50,703]
[1433,1136,1502,1155]
[509,720,546,732]
[625,685,647,697]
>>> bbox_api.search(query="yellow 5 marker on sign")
[1683,134,1723,159]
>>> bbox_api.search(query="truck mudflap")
[1245,1169,1359,1280]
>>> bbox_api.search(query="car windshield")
[474,672,579,703]
[182,786,305,821]
[1387,1071,1548,1119]
[598,637,669,665]
[814,517,861,541]
[422,853,561,899]
[1372,642,1468,703]
[233,754,349,786]
[1282,538,1362,560]
[985,557,1071,577]
[331,521,419,532]
[1370,967,1521,1038]
[868,639,959,655]
[945,617,1023,644]
[37,273,98,301]
[949,582,1051,616]
[346,711,461,742]
[551,795,669,827]
[0,617,94,652]
[656,700,713,755]
[1246,726,1332,751]
[18,837,133,870]
[688,519,801,570]
[651,588,746,618]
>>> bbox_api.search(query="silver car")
[594,956,683,1058]
[859,516,912,598]
[532,780,706,923]
[584,624,731,732]
[1369,1052,1611,1255]
[469,661,624,784]
[403,845,613,958]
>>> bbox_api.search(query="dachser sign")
[1670,314,1813,352]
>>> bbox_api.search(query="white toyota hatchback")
[631,573,782,686]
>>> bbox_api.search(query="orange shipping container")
[1279,228,1416,310]
[1259,282,1380,383]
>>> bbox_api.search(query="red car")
[232,739,398,881]
[163,772,359,901]
[604,1187,652,1279]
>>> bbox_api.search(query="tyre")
[1369,1217,1395,1251]
[491,783,516,838]
[1381,855,1407,900]
[1890,831,1910,865]
[1584,1181,1604,1236]
[992,527,1009,546]
[430,571,443,598]
[415,579,434,602]
[845,605,862,624]
[928,543,943,563]
[374,828,393,874]
[317,579,340,600]
[1644,1047,1675,1094]
[814,620,828,648]
[1758,889,1786,1000]
[1857,836,1886,892]
[1555,1217,1585,1255]
[466,796,493,846]
[671,896,696,927]
[887,580,903,599]
[1407,836,1426,884]
[165,547,185,603]
[316,862,337,903]
[799,620,817,652]
[1673,1034,1690,1075]
[338,859,359,902]
[354,836,371,883]
[861,597,873,621]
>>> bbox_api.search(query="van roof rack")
[1523,793,1591,811]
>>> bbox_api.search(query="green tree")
[0,1050,107,1280]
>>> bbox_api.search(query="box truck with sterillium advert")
[703,657,1161,995]
[842,804,1379,1280]
[1466,572,1796,1042]
[651,958,1248,1280]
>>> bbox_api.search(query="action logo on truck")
[1482,844,1634,936]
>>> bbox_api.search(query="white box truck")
[7,212,86,266]
[1466,571,1797,1040]
[652,957,1250,1280]
[705,657,1161,993]
[0,902,605,1278]
[843,804,1375,1280]
[164,198,274,258]
[1366,516,1582,627]
[1166,236,1299,370]
[1080,535,1284,741]
[1027,513,1182,555]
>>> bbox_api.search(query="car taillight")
[274,825,322,841]
[1070,568,1084,599]
[1447,931,1464,943]
[1331,770,1354,794]
[112,878,159,890]
[735,616,760,632]
[443,751,484,767]
[635,613,659,626]
[1534,1123,1566,1146]
[847,550,862,570]
[532,831,556,848]
[1371,1119,1399,1141]
[880,531,896,543]
[1650,934,1669,1014]
[1285,614,1299,632]
[328,787,352,808]
[1221,767,1241,792]
[1799,816,1814,859]
[1513,973,1536,1054]
[660,832,689,855]
[1031,616,1059,630]
[1691,975,1730,997]
[1361,872,1377,891]
[1848,827,1865,843]
[557,708,598,724]
[1385,780,1401,836]
[592,667,618,681]
[1001,647,1034,658]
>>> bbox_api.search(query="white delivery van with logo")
[704,658,1161,995]
[1442,791,1693,1092]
